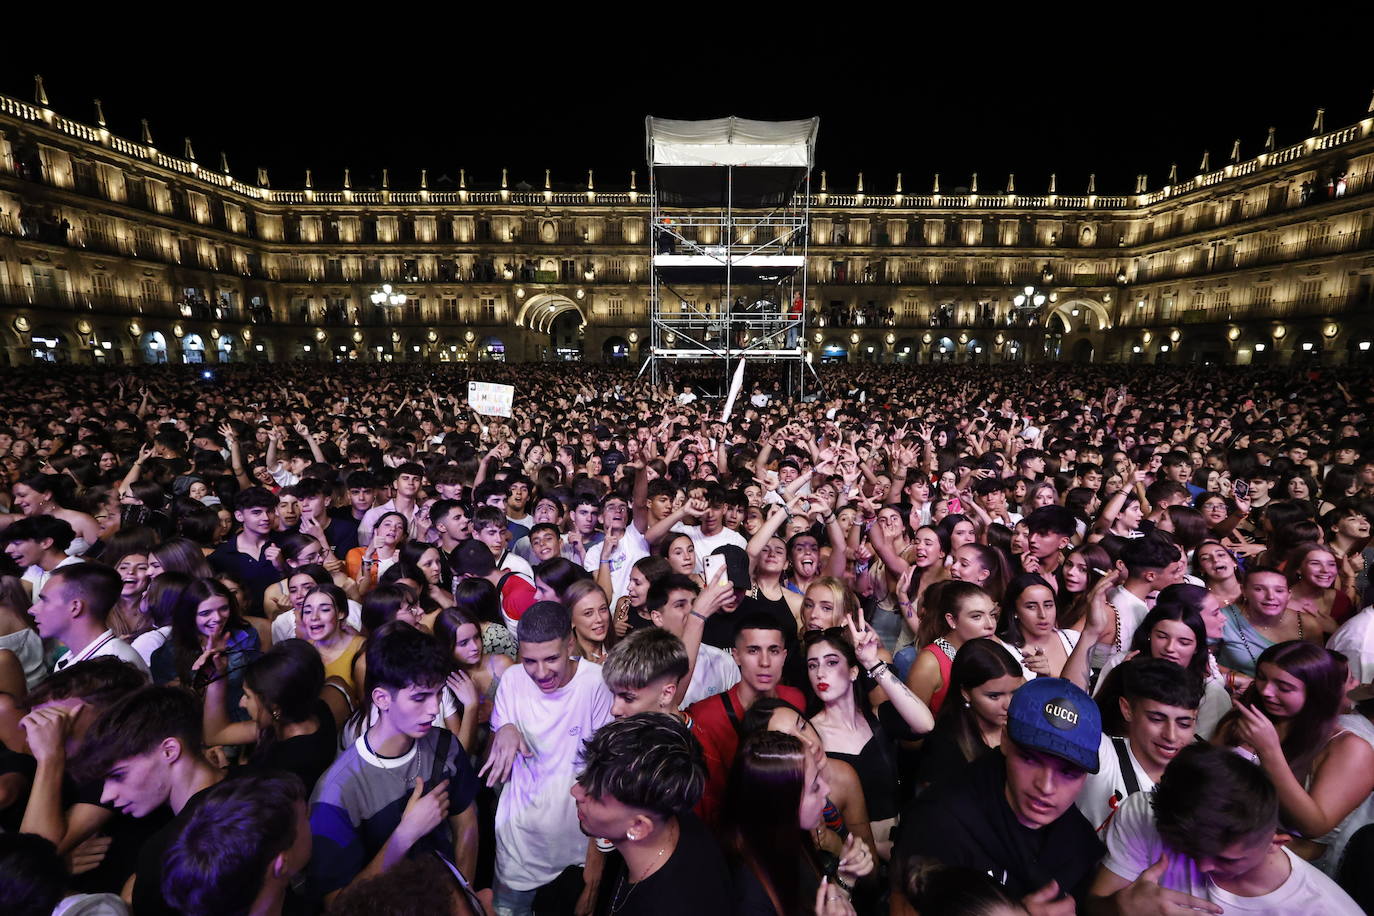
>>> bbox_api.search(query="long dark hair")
[1220,640,1346,776]
[997,573,1056,648]
[452,577,503,627]
[1096,588,1212,735]
[433,605,483,663]
[400,540,453,592]
[800,629,864,716]
[243,639,324,763]
[931,638,1023,763]
[533,556,589,601]
[1131,585,1211,682]
[721,731,817,916]
[1055,543,1111,629]
[171,578,252,686]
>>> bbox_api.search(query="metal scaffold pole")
[644,116,819,402]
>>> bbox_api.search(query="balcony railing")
[1132,228,1374,284]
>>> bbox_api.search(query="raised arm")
[644,496,704,549]
[1236,703,1374,839]
[679,567,735,699]
[1060,573,1119,692]
[220,423,254,490]
[865,516,910,577]
[118,442,154,493]
[295,423,327,464]
[849,617,933,734]
[746,500,793,561]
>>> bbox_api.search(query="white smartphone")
[703,554,727,583]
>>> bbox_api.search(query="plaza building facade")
[1,84,1372,367]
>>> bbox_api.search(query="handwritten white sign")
[468,381,514,418]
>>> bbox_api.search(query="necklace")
[1238,607,1302,665]
[609,822,677,913]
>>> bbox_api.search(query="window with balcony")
[1254,285,1273,308]
[608,297,625,318]
[442,297,459,321]
[1298,279,1322,305]
[480,297,497,323]
[91,271,114,299]
[135,227,159,259]
[140,278,162,303]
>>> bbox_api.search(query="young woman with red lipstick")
[804,617,934,859]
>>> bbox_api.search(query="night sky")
[3,26,1370,197]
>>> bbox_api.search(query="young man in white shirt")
[479,601,613,916]
[1076,658,1202,835]
[645,573,741,708]
[4,516,83,599]
[1088,743,1362,914]
[585,494,646,605]
[32,564,147,673]
[1328,604,1374,684]
[1093,533,1184,680]
[356,462,425,547]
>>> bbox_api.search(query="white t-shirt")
[0,627,48,689]
[54,629,149,674]
[686,526,747,575]
[499,551,535,583]
[1077,734,1156,835]
[490,659,613,891]
[679,643,741,709]
[1328,607,1374,684]
[1092,587,1151,686]
[22,554,84,599]
[583,533,648,606]
[270,600,364,644]
[130,626,171,667]
[1196,677,1233,741]
[1103,791,1363,915]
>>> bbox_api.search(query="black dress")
[242,699,338,792]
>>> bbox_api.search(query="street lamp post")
[1010,284,1047,361]
[370,284,407,309]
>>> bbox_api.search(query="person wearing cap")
[894,677,1105,911]
[695,544,757,650]
[452,539,536,631]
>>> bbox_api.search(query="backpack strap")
[720,691,744,737]
[1111,736,1141,796]
[428,727,453,792]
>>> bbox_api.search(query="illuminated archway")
[516,293,586,334]
[1048,298,1112,333]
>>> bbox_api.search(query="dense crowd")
[0,359,1372,916]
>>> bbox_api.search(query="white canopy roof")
[646,116,818,168]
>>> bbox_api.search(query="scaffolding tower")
[644,116,819,399]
